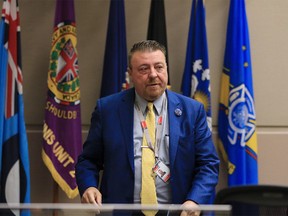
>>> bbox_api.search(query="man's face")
[128,50,168,102]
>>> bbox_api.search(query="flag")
[181,0,212,131]
[147,0,170,85]
[100,0,127,97]
[218,0,258,186]
[42,0,82,199]
[181,0,214,208]
[0,0,30,215]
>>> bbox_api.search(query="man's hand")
[81,187,102,205]
[180,200,200,216]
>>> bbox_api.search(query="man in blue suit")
[76,40,219,216]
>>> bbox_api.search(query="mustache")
[147,77,160,84]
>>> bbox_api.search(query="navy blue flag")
[100,0,128,97]
[0,0,30,215]
[218,0,258,186]
[147,0,170,85]
[181,1,214,208]
[181,0,212,130]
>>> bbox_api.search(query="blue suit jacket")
[76,88,219,204]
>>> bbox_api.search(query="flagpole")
[53,182,59,216]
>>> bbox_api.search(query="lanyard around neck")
[135,97,167,158]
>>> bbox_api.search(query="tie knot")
[147,102,154,112]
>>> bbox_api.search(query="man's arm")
[186,103,220,203]
[75,101,104,196]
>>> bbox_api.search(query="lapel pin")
[174,108,182,117]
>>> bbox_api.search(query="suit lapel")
[118,89,135,171]
[167,90,182,170]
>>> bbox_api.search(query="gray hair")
[128,40,167,69]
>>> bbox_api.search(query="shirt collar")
[135,92,166,116]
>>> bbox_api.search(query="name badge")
[153,160,170,183]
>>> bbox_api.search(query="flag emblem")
[56,39,79,83]
[228,84,256,146]
[48,23,79,104]
[191,59,211,113]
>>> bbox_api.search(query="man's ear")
[127,67,132,76]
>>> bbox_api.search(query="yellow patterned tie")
[141,102,158,216]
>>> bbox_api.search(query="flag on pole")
[0,0,31,215]
[181,0,212,131]
[42,0,82,199]
[100,0,127,97]
[218,0,258,186]
[181,0,214,208]
[147,0,170,85]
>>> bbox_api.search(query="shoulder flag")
[218,0,258,186]
[0,0,31,215]
[147,0,170,86]
[100,0,127,97]
[181,0,212,130]
[42,0,82,199]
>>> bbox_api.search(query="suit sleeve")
[186,103,220,204]
[75,100,104,196]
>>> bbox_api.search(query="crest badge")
[228,84,256,147]
[48,23,80,105]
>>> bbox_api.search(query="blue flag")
[181,0,212,130]
[0,0,30,215]
[181,0,214,207]
[100,0,127,97]
[218,0,258,186]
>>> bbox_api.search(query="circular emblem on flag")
[228,84,256,147]
[48,23,80,105]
